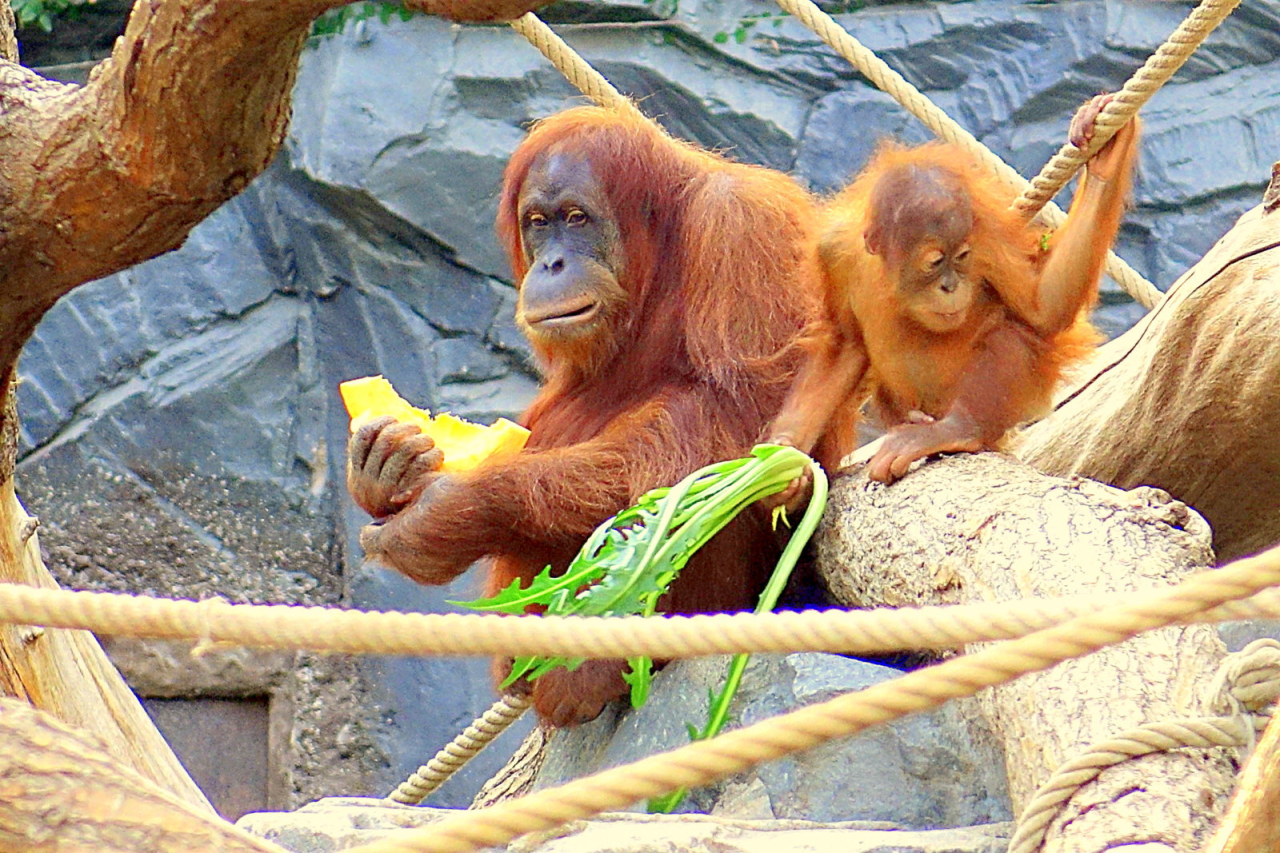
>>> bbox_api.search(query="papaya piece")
[339,375,529,473]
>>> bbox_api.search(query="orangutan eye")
[923,250,945,272]
[565,209,588,227]
[526,212,548,228]
[953,245,972,265]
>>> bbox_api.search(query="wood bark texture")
[0,697,286,853]
[816,453,1235,853]
[1204,708,1280,853]
[1017,186,1280,564]
[0,0,561,820]
[470,723,550,809]
[0,0,16,65]
[0,0,556,378]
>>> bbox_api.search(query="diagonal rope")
[772,0,1166,308]
[508,13,645,121]
[1014,0,1242,218]
[387,694,531,805]
[338,540,1280,853]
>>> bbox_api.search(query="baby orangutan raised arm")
[769,94,1140,485]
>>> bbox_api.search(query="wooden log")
[1017,179,1280,564]
[1203,709,1280,853]
[816,453,1236,852]
[0,697,282,852]
[0,484,211,811]
[1202,708,1280,853]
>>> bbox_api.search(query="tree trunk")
[0,697,286,853]
[0,0,16,64]
[816,453,1235,852]
[1017,178,1280,565]
[0,0,558,814]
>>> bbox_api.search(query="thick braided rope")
[7,581,1280,660]
[6,580,1280,658]
[339,544,1280,853]
[773,0,1162,309]
[1015,0,1242,218]
[387,694,531,805]
[508,13,646,121]
[1008,717,1265,853]
[1008,638,1280,853]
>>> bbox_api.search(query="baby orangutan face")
[865,163,979,335]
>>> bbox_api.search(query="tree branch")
[0,0,553,378]
[817,454,1234,851]
[0,0,15,64]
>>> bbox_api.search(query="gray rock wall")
[16,0,1280,813]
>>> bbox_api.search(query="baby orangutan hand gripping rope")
[768,94,1140,485]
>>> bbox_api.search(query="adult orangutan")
[769,94,1141,484]
[347,106,826,726]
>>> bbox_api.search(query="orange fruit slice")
[339,375,529,473]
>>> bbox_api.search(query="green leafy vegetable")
[456,443,828,812]
[649,452,828,813]
[310,1,415,39]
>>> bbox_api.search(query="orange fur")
[361,106,825,724]
[828,141,1099,424]
[770,108,1139,482]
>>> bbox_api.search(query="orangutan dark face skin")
[865,163,978,335]
[515,151,626,347]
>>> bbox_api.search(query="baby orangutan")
[769,94,1140,485]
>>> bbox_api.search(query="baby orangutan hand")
[757,435,816,516]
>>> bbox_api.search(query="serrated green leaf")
[648,789,685,813]
[459,445,816,698]
[623,656,653,707]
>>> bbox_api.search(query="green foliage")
[712,10,791,47]
[311,1,415,39]
[459,444,821,706]
[10,0,414,36]
[459,444,828,814]
[649,453,828,813]
[822,0,867,13]
[11,0,90,34]
[710,0,868,45]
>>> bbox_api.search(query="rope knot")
[191,596,234,658]
[1208,638,1280,719]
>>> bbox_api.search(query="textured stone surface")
[536,653,1012,828]
[15,0,1280,815]
[238,797,1011,853]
